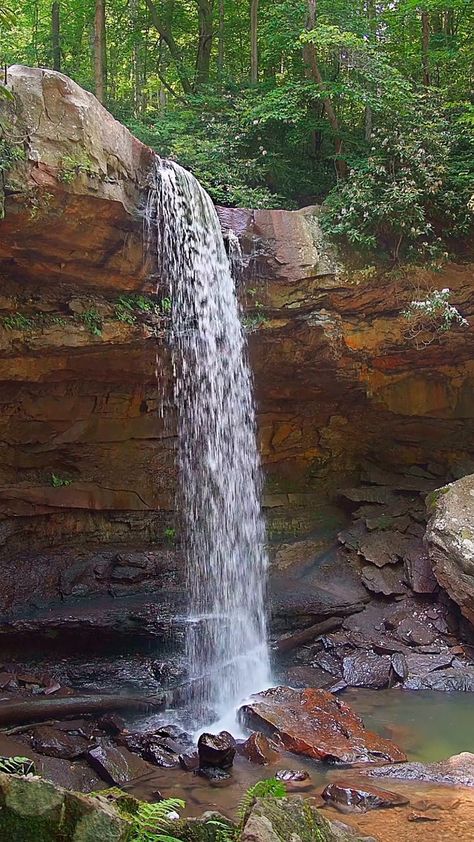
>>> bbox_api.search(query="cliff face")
[1,66,473,642]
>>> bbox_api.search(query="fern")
[237,778,286,829]
[131,798,185,842]
[0,756,35,775]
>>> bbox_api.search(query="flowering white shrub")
[402,288,468,346]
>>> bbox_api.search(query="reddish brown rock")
[239,686,406,764]
[238,733,280,765]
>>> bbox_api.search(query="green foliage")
[164,527,176,543]
[79,308,102,336]
[114,293,163,325]
[1,310,67,331]
[58,152,97,183]
[0,756,35,775]
[322,96,473,261]
[1,0,472,258]
[50,473,73,487]
[237,778,286,830]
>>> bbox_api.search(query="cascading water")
[146,158,270,726]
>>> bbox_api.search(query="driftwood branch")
[0,694,165,727]
[275,616,343,654]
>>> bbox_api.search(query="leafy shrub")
[322,96,473,262]
[79,308,102,336]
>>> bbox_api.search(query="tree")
[250,0,258,83]
[94,0,107,103]
[195,0,214,85]
[51,1,60,72]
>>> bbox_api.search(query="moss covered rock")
[241,796,375,842]
[0,773,131,841]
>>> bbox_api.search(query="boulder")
[239,733,280,765]
[240,686,406,764]
[322,780,409,812]
[0,772,130,841]
[31,724,88,759]
[86,740,154,785]
[241,796,376,842]
[426,476,474,626]
[367,752,474,787]
[198,731,236,770]
[342,652,392,689]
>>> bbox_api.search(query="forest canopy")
[0,0,473,261]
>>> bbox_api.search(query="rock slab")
[240,686,406,764]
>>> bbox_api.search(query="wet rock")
[31,725,88,759]
[311,650,343,677]
[196,767,232,784]
[86,740,154,785]
[143,741,180,768]
[360,564,408,596]
[403,665,474,691]
[240,686,406,764]
[241,795,374,842]
[283,665,332,688]
[0,771,130,841]
[179,751,199,771]
[358,531,415,567]
[426,475,474,625]
[367,752,474,786]
[97,713,125,735]
[342,652,392,689]
[198,731,236,770]
[239,733,280,765]
[408,811,440,822]
[390,653,408,681]
[404,550,437,594]
[322,780,409,812]
[275,769,312,790]
[393,617,438,646]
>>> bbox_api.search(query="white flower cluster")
[404,288,469,330]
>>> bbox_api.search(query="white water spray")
[146,159,270,726]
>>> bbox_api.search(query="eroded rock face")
[0,64,473,664]
[426,475,474,625]
[240,686,406,764]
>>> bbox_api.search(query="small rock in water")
[408,811,440,822]
[275,769,311,790]
[198,731,236,770]
[322,780,409,813]
[179,751,200,772]
[239,733,280,766]
[144,741,180,768]
[196,766,232,785]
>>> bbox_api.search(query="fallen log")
[275,617,343,654]
[0,694,165,727]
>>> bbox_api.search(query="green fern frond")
[131,798,186,842]
[237,778,286,829]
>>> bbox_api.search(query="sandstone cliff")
[0,65,473,654]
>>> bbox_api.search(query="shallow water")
[126,687,474,841]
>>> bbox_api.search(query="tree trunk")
[0,694,165,726]
[51,1,61,71]
[94,0,107,103]
[364,0,376,142]
[303,0,347,178]
[217,0,224,73]
[250,0,259,83]
[195,0,213,86]
[145,0,192,95]
[421,11,430,86]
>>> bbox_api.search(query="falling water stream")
[146,158,270,727]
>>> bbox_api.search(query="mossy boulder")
[241,796,376,842]
[0,773,131,841]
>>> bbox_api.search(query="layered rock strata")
[0,66,473,669]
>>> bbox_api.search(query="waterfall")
[146,158,270,726]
